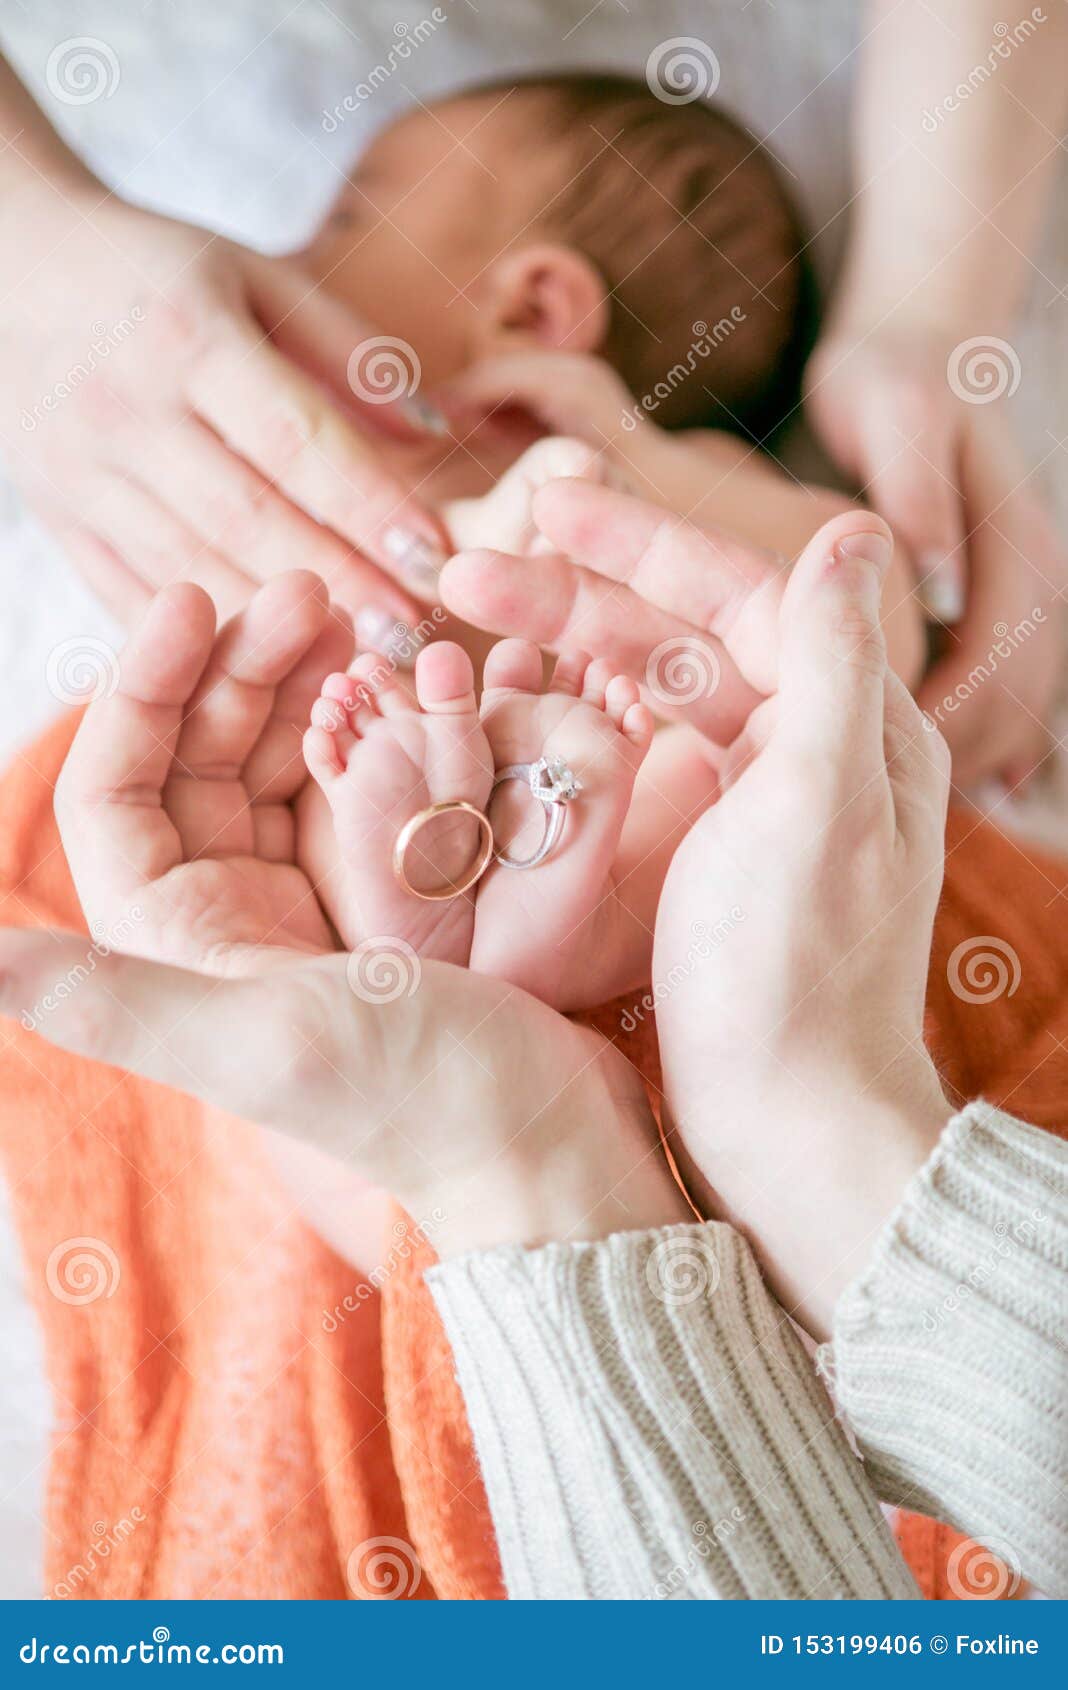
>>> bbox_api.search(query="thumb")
[775,511,893,788]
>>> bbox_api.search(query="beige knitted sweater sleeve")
[427,1102,1066,1600]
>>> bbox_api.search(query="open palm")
[55,572,354,977]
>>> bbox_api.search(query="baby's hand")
[442,433,622,559]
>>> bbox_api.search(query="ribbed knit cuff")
[828,1101,1068,1597]
[428,1221,916,1600]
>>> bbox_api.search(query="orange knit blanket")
[2,713,1065,1600]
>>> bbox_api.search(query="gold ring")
[391,800,495,901]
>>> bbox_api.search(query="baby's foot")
[303,643,493,964]
[472,639,654,1008]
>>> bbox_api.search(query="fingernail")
[918,553,965,624]
[381,526,448,592]
[355,606,416,668]
[835,530,892,574]
[398,395,450,436]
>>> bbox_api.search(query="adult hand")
[443,477,785,746]
[653,509,953,1341]
[1,189,446,625]
[807,331,1064,787]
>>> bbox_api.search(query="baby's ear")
[481,243,609,354]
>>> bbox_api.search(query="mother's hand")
[653,510,953,1341]
[441,478,786,746]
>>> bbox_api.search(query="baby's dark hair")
[494,73,814,438]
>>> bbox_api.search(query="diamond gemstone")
[531,755,582,803]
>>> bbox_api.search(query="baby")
[293,74,926,1011]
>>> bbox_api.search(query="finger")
[776,512,893,789]
[442,547,760,744]
[55,585,217,920]
[84,471,253,621]
[245,602,354,809]
[185,317,450,588]
[167,572,336,858]
[860,417,965,624]
[120,416,421,624]
[45,524,152,627]
[245,258,450,436]
[883,670,952,853]
[530,479,782,630]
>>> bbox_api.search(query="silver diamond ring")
[491,755,582,870]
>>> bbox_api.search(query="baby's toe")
[415,641,477,718]
[349,651,413,721]
[548,649,592,697]
[621,700,655,755]
[481,637,543,697]
[604,673,640,731]
[303,722,346,784]
[579,657,616,712]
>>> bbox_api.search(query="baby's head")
[305,73,810,436]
